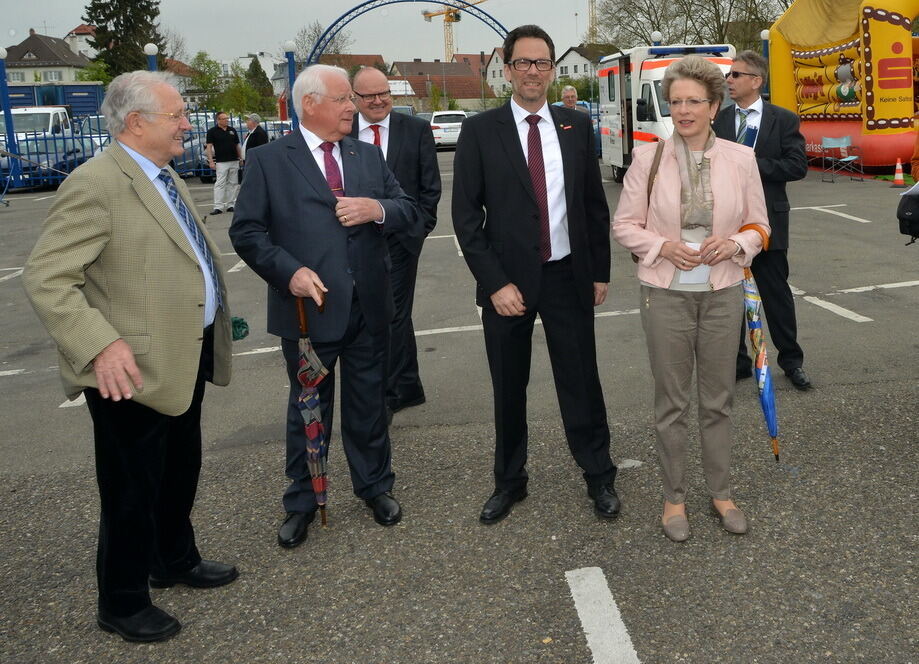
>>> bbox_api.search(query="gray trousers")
[639,284,744,504]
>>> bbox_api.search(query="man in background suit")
[452,25,619,525]
[713,50,811,390]
[230,64,421,549]
[349,66,441,416]
[242,112,269,158]
[23,71,237,643]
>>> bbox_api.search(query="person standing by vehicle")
[242,112,268,159]
[613,56,770,541]
[205,111,242,214]
[452,25,619,525]
[349,66,441,417]
[713,50,811,390]
[561,85,589,114]
[23,70,237,642]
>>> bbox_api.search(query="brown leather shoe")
[662,514,690,542]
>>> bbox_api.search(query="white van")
[597,44,735,182]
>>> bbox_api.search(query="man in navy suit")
[713,50,811,390]
[452,25,619,525]
[349,66,441,417]
[230,64,421,548]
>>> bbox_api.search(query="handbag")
[631,140,666,263]
[896,193,919,244]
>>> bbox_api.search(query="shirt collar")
[510,98,551,126]
[737,97,764,116]
[118,140,163,182]
[298,124,333,152]
[358,113,391,133]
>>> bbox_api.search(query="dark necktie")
[525,115,551,262]
[319,141,344,197]
[369,124,382,147]
[736,109,751,145]
[157,169,223,309]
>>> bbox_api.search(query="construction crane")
[587,0,598,43]
[422,0,489,62]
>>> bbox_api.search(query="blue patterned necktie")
[157,168,223,309]
[736,109,751,145]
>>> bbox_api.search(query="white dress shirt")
[510,98,570,261]
[119,141,217,326]
[734,96,764,148]
[356,113,390,158]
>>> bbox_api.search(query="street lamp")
[651,31,663,46]
[0,46,23,192]
[284,40,298,127]
[143,43,158,72]
[760,30,770,99]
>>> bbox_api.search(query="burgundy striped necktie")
[319,141,344,197]
[526,115,551,262]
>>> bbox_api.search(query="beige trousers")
[639,284,744,503]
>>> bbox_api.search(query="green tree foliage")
[219,63,263,115]
[76,59,113,86]
[189,51,222,110]
[82,0,166,77]
[244,57,277,116]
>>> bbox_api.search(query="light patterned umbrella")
[296,297,330,524]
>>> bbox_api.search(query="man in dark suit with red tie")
[349,66,441,417]
[452,25,619,524]
[230,64,421,548]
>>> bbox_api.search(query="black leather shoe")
[97,605,181,643]
[388,390,426,414]
[210,209,222,215]
[588,484,621,519]
[277,511,315,549]
[365,492,402,526]
[736,365,753,381]
[149,560,238,589]
[786,367,812,390]
[226,206,234,212]
[479,488,527,524]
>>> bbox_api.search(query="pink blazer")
[612,137,770,290]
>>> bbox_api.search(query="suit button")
[346,268,353,274]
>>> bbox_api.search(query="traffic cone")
[891,158,907,188]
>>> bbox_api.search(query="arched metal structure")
[307,0,508,64]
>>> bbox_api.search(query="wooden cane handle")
[739,223,770,251]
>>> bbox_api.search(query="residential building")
[4,28,91,83]
[484,47,507,97]
[390,59,473,77]
[389,74,494,112]
[555,44,616,81]
[319,53,385,72]
[63,24,97,59]
[452,52,488,78]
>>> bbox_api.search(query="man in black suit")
[452,24,619,524]
[713,50,811,390]
[349,66,441,416]
[242,112,269,157]
[230,64,422,548]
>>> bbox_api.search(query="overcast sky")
[4,0,595,64]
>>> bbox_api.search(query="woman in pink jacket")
[612,55,770,542]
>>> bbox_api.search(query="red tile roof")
[164,58,195,78]
[389,74,496,99]
[318,53,385,69]
[66,24,96,36]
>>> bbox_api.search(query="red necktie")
[370,124,382,147]
[526,115,551,262]
[319,141,344,197]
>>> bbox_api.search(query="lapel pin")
[560,124,572,130]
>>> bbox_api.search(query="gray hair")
[101,70,179,136]
[245,112,262,123]
[291,64,348,110]
[661,55,727,108]
[562,85,577,94]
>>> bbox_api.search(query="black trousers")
[281,295,394,514]
[85,327,213,616]
[737,249,804,373]
[385,236,423,404]
[482,258,615,492]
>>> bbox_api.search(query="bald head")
[352,67,393,124]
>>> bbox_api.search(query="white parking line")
[0,369,26,377]
[0,269,23,283]
[793,204,871,223]
[565,567,641,664]
[802,296,873,322]
[34,195,56,201]
[228,259,248,273]
[426,233,463,257]
[834,280,919,294]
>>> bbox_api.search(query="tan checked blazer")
[23,141,232,416]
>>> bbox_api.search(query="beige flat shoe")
[712,504,748,534]
[662,514,690,542]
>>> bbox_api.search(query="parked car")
[417,112,432,122]
[429,111,467,148]
[392,105,415,115]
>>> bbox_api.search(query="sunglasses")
[725,71,760,79]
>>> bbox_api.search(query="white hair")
[291,64,349,111]
[101,70,179,136]
[562,85,577,94]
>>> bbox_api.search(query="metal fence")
[0,112,292,190]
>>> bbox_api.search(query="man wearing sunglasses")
[349,66,441,418]
[713,50,811,390]
[453,25,618,525]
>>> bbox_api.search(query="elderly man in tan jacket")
[23,70,236,643]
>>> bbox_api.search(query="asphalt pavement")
[0,156,916,664]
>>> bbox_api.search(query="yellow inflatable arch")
[770,0,919,167]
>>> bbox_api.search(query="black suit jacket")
[229,130,420,342]
[452,103,610,311]
[350,112,441,255]
[713,101,807,250]
[244,125,269,153]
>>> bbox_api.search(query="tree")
[290,20,355,62]
[189,51,222,110]
[245,57,277,116]
[161,25,188,63]
[219,63,261,115]
[76,60,113,86]
[82,0,166,77]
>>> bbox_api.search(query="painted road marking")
[566,567,641,664]
[793,204,871,224]
[834,280,919,294]
[59,392,86,408]
[33,195,56,202]
[426,233,463,256]
[0,268,23,283]
[803,296,873,322]
[228,259,247,273]
[0,369,26,377]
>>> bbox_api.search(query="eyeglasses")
[667,98,711,108]
[321,93,356,105]
[353,90,391,102]
[143,110,191,122]
[725,71,760,79]
[509,58,554,72]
